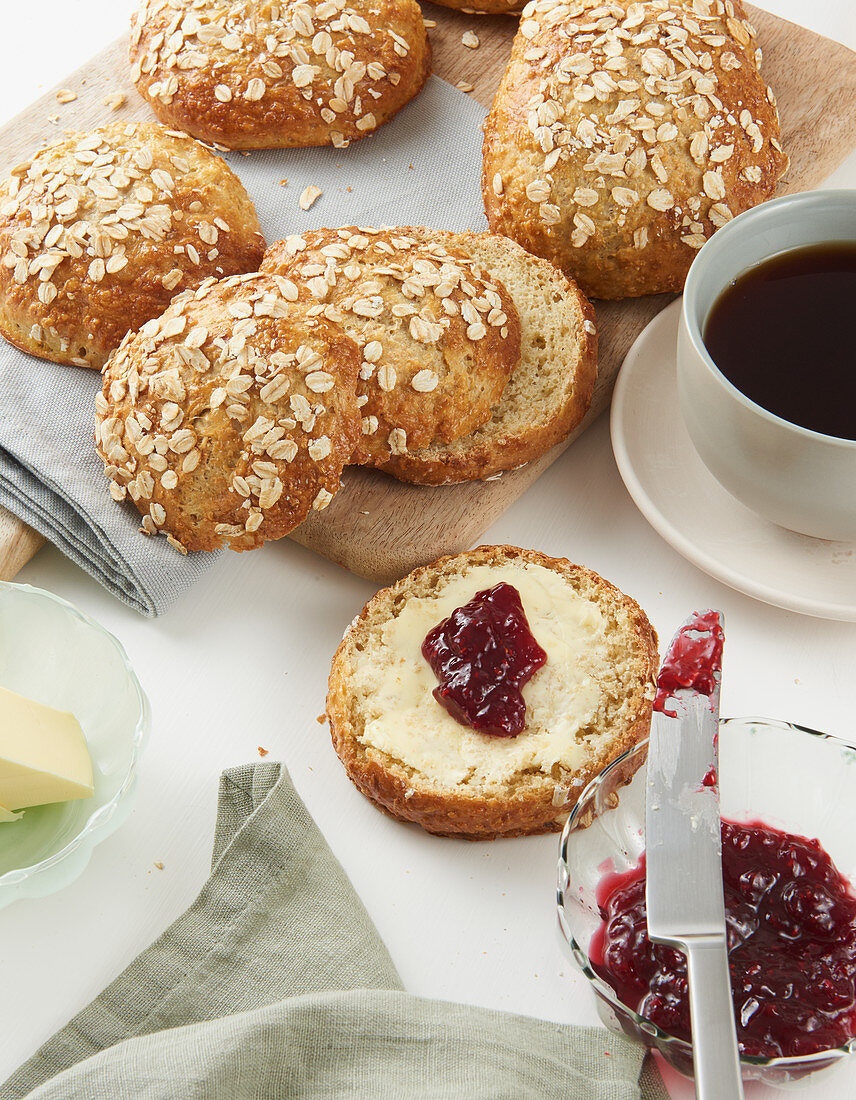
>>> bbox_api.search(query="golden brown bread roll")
[482,0,788,299]
[130,0,432,150]
[97,272,362,552]
[376,230,597,483]
[261,227,521,465]
[327,545,658,839]
[0,123,265,369]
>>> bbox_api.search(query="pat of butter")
[0,686,94,811]
[0,803,23,823]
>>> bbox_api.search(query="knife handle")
[683,937,745,1100]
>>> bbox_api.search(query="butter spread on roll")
[327,545,658,839]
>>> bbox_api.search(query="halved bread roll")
[327,545,658,839]
[261,227,521,465]
[378,232,597,484]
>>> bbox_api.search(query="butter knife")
[645,610,743,1100]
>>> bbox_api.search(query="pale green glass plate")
[0,582,149,907]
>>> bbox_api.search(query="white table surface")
[1,2,855,1096]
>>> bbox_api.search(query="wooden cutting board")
[1,4,855,585]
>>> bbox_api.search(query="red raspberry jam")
[421,582,547,738]
[591,821,856,1059]
[654,609,724,714]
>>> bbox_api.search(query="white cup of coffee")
[677,190,856,541]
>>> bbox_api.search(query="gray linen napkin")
[2,762,668,1100]
[0,78,490,616]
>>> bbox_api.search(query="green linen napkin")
[2,763,668,1100]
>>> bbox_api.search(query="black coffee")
[703,243,856,441]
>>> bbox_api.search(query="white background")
[1,2,856,1097]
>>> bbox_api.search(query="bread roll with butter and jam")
[327,545,658,839]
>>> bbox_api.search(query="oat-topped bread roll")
[130,0,431,150]
[0,123,264,369]
[262,227,521,464]
[378,230,597,483]
[328,545,658,839]
[482,0,788,299]
[97,272,362,552]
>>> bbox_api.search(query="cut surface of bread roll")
[327,545,658,838]
[378,231,597,483]
[0,123,265,369]
[262,227,521,465]
[98,272,361,552]
[482,0,788,299]
[130,0,431,150]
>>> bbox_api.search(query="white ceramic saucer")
[610,299,856,621]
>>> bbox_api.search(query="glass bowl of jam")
[557,716,856,1088]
